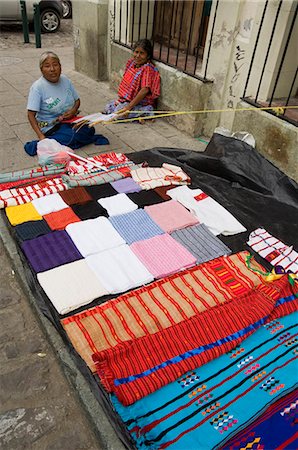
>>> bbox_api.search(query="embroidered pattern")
[210,411,238,432]
[177,371,200,388]
[260,376,279,391]
[264,320,284,334]
[228,345,245,358]
[237,355,254,368]
[188,384,207,398]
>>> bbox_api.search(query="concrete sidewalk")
[0,45,207,449]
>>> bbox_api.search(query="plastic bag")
[214,127,255,148]
[37,139,71,166]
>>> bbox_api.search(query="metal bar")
[242,96,297,127]
[119,0,122,43]
[113,0,116,40]
[254,0,283,103]
[145,0,149,39]
[284,67,297,114]
[193,0,209,75]
[153,55,213,83]
[131,0,136,44]
[203,0,219,79]
[268,4,297,106]
[175,0,186,67]
[159,0,166,60]
[243,0,268,98]
[184,0,197,72]
[166,0,175,63]
[33,3,41,48]
[151,0,158,58]
[125,0,129,45]
[20,0,30,43]
[138,0,143,41]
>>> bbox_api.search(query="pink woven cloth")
[144,199,199,233]
[130,233,197,278]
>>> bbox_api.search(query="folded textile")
[145,200,199,233]
[86,245,154,294]
[247,228,298,274]
[5,202,42,226]
[168,185,246,236]
[37,259,108,315]
[71,201,108,220]
[109,209,164,244]
[44,208,81,230]
[32,193,68,216]
[93,285,278,405]
[61,251,274,373]
[66,217,125,257]
[67,152,132,175]
[111,177,142,194]
[98,193,138,216]
[111,311,297,448]
[86,183,118,200]
[154,185,175,200]
[58,186,92,205]
[170,223,231,263]
[130,234,197,278]
[15,219,51,242]
[0,165,65,184]
[127,190,165,207]
[130,163,191,190]
[22,230,83,273]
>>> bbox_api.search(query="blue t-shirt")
[27,74,79,133]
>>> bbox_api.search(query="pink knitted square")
[145,199,199,233]
[130,233,197,278]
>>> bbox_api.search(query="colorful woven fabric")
[86,183,118,201]
[93,285,281,405]
[98,193,138,217]
[66,152,132,175]
[15,220,51,242]
[86,245,154,294]
[127,190,165,207]
[130,234,197,279]
[32,193,68,216]
[0,165,65,184]
[111,311,297,448]
[44,208,81,231]
[170,223,231,263]
[168,185,246,236]
[0,174,63,191]
[66,217,125,257]
[21,230,83,273]
[109,209,164,244]
[111,177,142,194]
[145,200,199,233]
[247,228,298,274]
[131,164,191,190]
[61,251,270,373]
[71,201,108,220]
[58,186,92,205]
[5,203,42,226]
[37,259,108,315]
[154,186,175,200]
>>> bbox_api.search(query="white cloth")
[86,245,154,294]
[37,260,108,314]
[98,193,138,216]
[168,185,246,236]
[130,163,190,190]
[32,193,68,215]
[66,217,125,257]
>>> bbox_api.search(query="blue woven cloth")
[109,209,164,244]
[112,311,298,450]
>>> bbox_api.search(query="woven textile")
[66,217,125,257]
[130,164,190,190]
[37,259,108,314]
[71,201,108,220]
[0,165,65,184]
[86,245,154,294]
[58,186,92,205]
[15,220,51,242]
[168,185,246,236]
[32,193,68,216]
[111,177,142,194]
[170,223,231,263]
[154,186,175,200]
[60,251,279,373]
[86,183,118,200]
[109,209,164,244]
[6,203,42,226]
[130,234,197,278]
[145,200,199,233]
[111,311,297,448]
[44,208,81,231]
[98,193,138,217]
[127,190,165,207]
[21,230,83,273]
[247,228,298,274]
[67,152,131,175]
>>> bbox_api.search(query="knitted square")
[59,186,92,205]
[127,190,165,207]
[111,177,142,194]
[32,193,68,215]
[15,219,51,242]
[71,201,108,220]
[5,202,42,226]
[98,193,138,216]
[86,183,118,200]
[44,207,81,230]
[145,200,199,233]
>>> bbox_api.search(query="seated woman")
[25,51,108,156]
[103,39,160,119]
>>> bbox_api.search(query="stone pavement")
[0,31,207,449]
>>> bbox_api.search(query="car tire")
[40,9,60,33]
[62,1,72,19]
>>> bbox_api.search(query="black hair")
[133,39,153,60]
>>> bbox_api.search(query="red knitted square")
[44,208,81,230]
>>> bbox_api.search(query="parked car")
[0,0,64,33]
[61,0,71,19]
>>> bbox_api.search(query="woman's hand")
[58,98,81,122]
